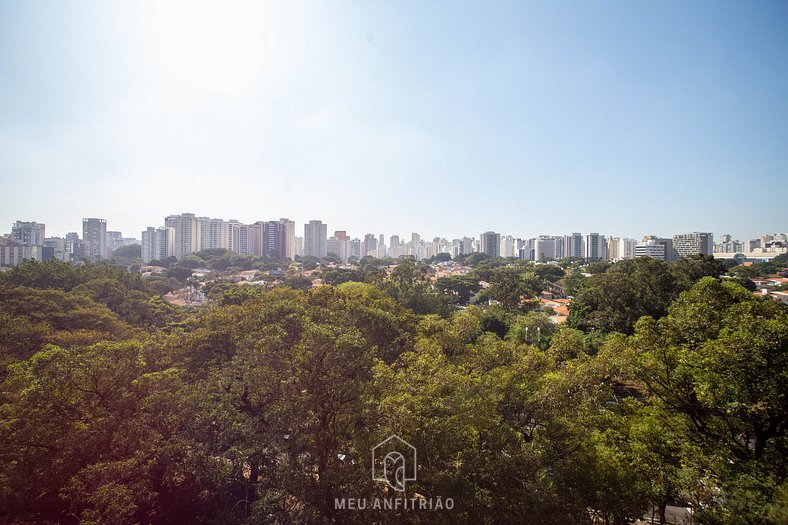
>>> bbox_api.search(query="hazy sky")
[1,0,786,241]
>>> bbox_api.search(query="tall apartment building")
[533,235,556,261]
[156,227,175,261]
[228,220,251,255]
[607,237,620,261]
[564,233,584,259]
[501,235,515,258]
[82,218,107,262]
[363,234,377,257]
[584,233,607,260]
[11,221,46,246]
[517,238,533,260]
[389,235,401,259]
[480,231,501,258]
[673,232,713,258]
[620,238,637,260]
[280,218,296,259]
[409,233,421,259]
[165,213,200,258]
[141,227,156,263]
[198,217,230,251]
[304,220,327,258]
[248,222,265,257]
[263,220,285,258]
[327,236,350,261]
[350,238,361,260]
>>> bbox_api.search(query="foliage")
[0,259,785,524]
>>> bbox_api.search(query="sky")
[1,0,786,242]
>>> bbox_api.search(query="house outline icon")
[371,434,417,491]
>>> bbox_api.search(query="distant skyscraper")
[141,227,156,263]
[165,213,200,258]
[295,236,304,257]
[280,218,296,259]
[389,235,400,258]
[673,232,713,258]
[517,238,532,260]
[364,234,377,257]
[263,220,285,258]
[606,237,620,261]
[198,217,230,251]
[500,235,515,258]
[584,233,607,260]
[248,222,265,257]
[327,236,349,261]
[304,220,327,258]
[155,227,175,261]
[11,221,45,246]
[350,238,362,260]
[533,235,556,261]
[228,220,251,255]
[565,233,583,259]
[620,238,637,260]
[82,218,107,262]
[480,231,501,258]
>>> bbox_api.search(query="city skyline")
[5,211,787,249]
[2,1,787,241]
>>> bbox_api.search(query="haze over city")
[1,0,786,240]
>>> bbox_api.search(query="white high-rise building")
[533,235,556,261]
[198,217,230,251]
[165,213,200,258]
[141,227,156,263]
[409,233,421,259]
[500,235,515,258]
[389,235,401,259]
[280,218,296,259]
[304,220,327,258]
[154,227,175,261]
[295,236,304,257]
[228,220,251,255]
[620,238,637,260]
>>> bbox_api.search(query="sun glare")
[145,0,275,96]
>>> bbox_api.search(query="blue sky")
[1,0,786,241]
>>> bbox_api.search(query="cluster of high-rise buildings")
[140,214,296,263]
[2,214,786,268]
[0,219,138,267]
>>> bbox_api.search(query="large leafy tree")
[631,277,788,523]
